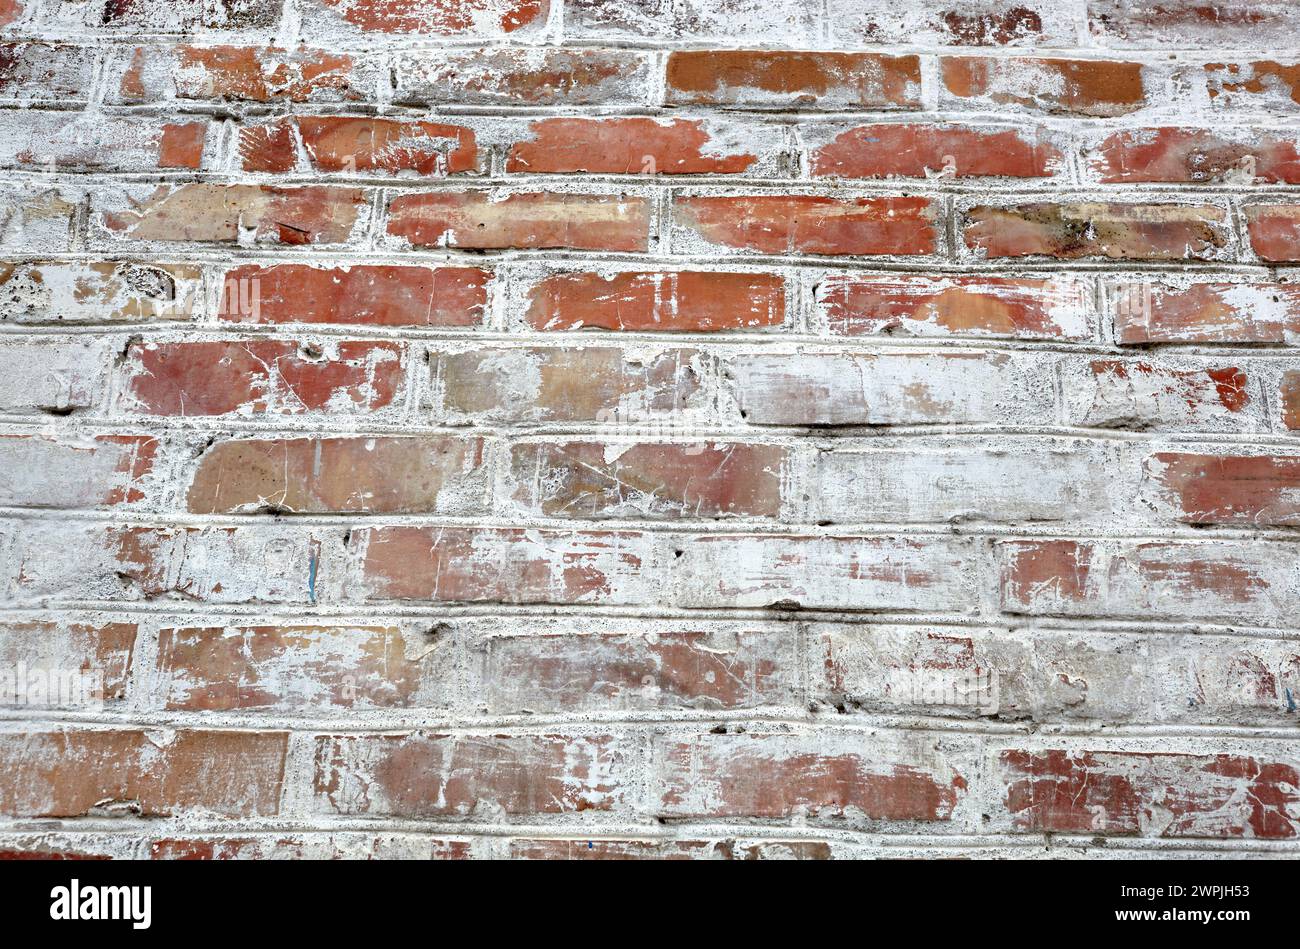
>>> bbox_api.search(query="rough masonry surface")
[0,0,1298,860]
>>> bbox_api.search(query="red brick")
[100,184,367,246]
[117,46,370,104]
[240,116,477,175]
[1284,372,1300,429]
[510,837,834,860]
[812,123,1061,179]
[155,625,439,711]
[313,733,630,816]
[508,441,787,518]
[941,56,1148,117]
[656,733,968,821]
[1090,127,1300,184]
[0,730,287,818]
[0,434,156,508]
[507,117,763,175]
[124,340,403,416]
[1245,204,1300,261]
[1001,749,1300,838]
[432,346,703,424]
[1112,280,1300,345]
[997,539,1299,625]
[187,436,485,514]
[0,0,24,28]
[1147,453,1300,526]
[219,264,487,328]
[394,47,651,106]
[675,195,937,257]
[524,270,785,332]
[482,629,798,713]
[666,51,921,109]
[0,622,136,705]
[964,202,1230,260]
[388,191,650,252]
[311,0,547,34]
[0,261,201,325]
[820,275,1089,340]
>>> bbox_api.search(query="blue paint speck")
[1287,688,1296,713]
[308,552,318,605]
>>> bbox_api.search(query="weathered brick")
[114,46,373,104]
[999,748,1300,838]
[829,0,1075,46]
[8,524,332,605]
[1283,371,1300,429]
[124,340,404,416]
[1089,127,1300,184]
[566,0,821,46]
[0,434,157,508]
[240,117,477,176]
[1245,203,1300,261]
[507,441,787,519]
[302,0,547,34]
[394,48,652,106]
[356,527,972,610]
[815,625,1150,723]
[506,117,769,175]
[674,195,937,257]
[811,440,1121,524]
[811,123,1062,179]
[1111,280,1300,345]
[0,339,106,414]
[155,625,455,711]
[1090,0,1300,47]
[1205,60,1300,112]
[1145,452,1300,526]
[941,57,1149,117]
[1063,358,1257,432]
[219,264,487,328]
[0,186,80,252]
[431,346,705,424]
[0,729,288,818]
[186,436,486,514]
[665,51,921,110]
[313,733,631,816]
[482,627,800,714]
[85,0,281,31]
[523,270,785,332]
[0,43,95,102]
[997,539,1300,625]
[0,114,209,172]
[818,275,1090,340]
[98,184,367,246]
[0,261,201,325]
[0,622,136,706]
[388,191,650,252]
[724,351,1054,426]
[149,835,473,860]
[964,202,1231,260]
[655,732,970,822]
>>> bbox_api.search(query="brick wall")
[1,0,1298,860]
